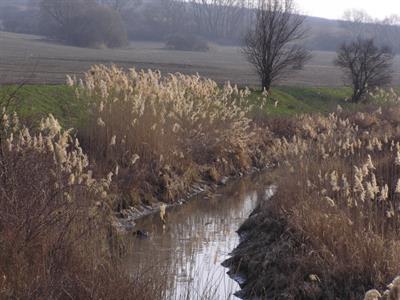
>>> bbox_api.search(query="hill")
[1,1,399,53]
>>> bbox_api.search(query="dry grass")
[71,65,268,209]
[0,65,273,299]
[0,112,165,299]
[226,92,400,299]
[4,60,400,298]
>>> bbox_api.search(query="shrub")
[69,6,128,48]
[165,34,210,52]
[335,38,394,102]
[39,1,127,48]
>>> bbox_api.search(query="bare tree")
[190,0,247,39]
[161,0,191,34]
[334,38,394,102]
[375,15,400,54]
[39,0,93,36]
[242,0,310,91]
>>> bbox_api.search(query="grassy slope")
[0,85,84,128]
[0,85,352,127]
[249,86,351,116]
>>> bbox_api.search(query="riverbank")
[0,72,352,230]
[1,67,352,230]
[125,172,277,299]
[224,104,400,299]
[0,83,351,125]
[0,66,276,299]
[115,167,262,231]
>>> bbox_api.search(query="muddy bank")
[114,166,269,231]
[222,109,400,299]
[222,197,317,299]
[223,189,378,300]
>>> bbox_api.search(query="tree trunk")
[351,82,366,102]
[261,76,272,92]
[351,89,363,102]
[351,92,359,102]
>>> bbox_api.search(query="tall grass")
[5,66,400,298]
[227,101,400,299]
[0,111,163,299]
[70,65,267,209]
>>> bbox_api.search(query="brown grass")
[71,65,269,210]
[4,62,400,299]
[226,103,400,299]
[0,65,275,299]
[0,112,164,299]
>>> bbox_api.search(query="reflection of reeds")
[139,255,239,300]
[126,174,267,299]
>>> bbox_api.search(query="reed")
[0,112,163,299]
[69,65,267,209]
[259,104,400,298]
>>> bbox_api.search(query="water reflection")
[125,172,272,299]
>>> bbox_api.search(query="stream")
[125,172,274,299]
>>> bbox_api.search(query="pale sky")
[299,0,400,20]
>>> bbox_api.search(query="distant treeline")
[0,0,400,52]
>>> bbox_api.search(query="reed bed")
[0,66,272,299]
[227,98,400,299]
[0,111,166,299]
[69,65,269,210]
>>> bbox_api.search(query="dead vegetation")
[0,66,272,299]
[69,65,270,211]
[0,111,171,299]
[225,96,400,299]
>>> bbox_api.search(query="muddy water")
[125,172,274,299]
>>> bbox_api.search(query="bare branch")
[334,38,394,102]
[242,0,311,91]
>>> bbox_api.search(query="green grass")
[0,84,85,128]
[249,86,352,117]
[0,84,353,126]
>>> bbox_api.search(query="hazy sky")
[299,0,400,20]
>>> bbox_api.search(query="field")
[2,31,400,87]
